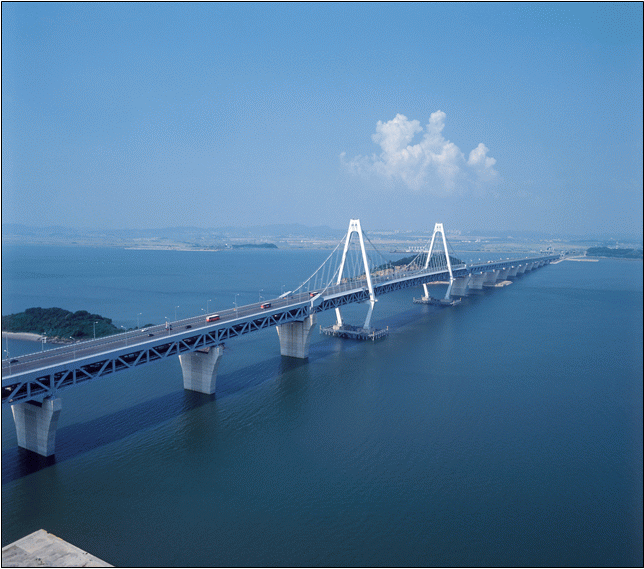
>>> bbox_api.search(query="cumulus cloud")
[342,111,498,194]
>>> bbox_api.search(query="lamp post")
[207,299,212,314]
[175,306,179,321]
[93,321,98,340]
[121,326,128,346]
[69,337,76,358]
[137,313,142,329]
[234,293,239,312]
[259,289,263,302]
[41,335,47,352]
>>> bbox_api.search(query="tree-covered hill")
[2,307,121,340]
[586,247,643,259]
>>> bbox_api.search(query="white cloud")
[342,111,498,194]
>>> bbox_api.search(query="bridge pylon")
[335,219,377,330]
[422,223,455,300]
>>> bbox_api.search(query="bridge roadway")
[2,254,558,406]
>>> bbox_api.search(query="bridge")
[2,220,559,456]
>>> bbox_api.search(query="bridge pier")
[277,314,317,358]
[449,275,471,297]
[11,396,62,457]
[498,268,511,280]
[468,273,486,291]
[179,346,224,395]
[508,265,519,277]
[483,270,500,285]
[517,264,527,274]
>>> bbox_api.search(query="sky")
[2,2,642,236]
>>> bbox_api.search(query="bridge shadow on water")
[2,298,483,484]
[1,342,338,485]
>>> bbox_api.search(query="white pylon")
[422,223,454,300]
[335,219,377,329]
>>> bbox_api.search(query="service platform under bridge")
[320,324,389,341]
[413,296,461,306]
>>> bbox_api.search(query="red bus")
[206,314,220,322]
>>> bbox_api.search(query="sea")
[1,244,642,567]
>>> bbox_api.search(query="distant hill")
[586,247,643,259]
[231,243,278,249]
[1,223,345,241]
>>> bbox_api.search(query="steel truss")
[2,305,311,404]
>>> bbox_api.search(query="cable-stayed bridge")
[2,220,559,455]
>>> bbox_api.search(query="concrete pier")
[508,265,519,277]
[449,275,471,297]
[468,273,485,290]
[497,267,511,280]
[179,345,224,394]
[2,529,112,567]
[277,314,317,358]
[11,396,62,457]
[483,270,499,285]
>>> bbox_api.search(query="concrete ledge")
[2,529,112,567]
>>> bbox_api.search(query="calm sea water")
[2,245,642,567]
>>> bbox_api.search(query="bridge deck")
[2,254,557,405]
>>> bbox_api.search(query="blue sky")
[2,2,642,236]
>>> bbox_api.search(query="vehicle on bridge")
[206,314,220,322]
[261,302,271,309]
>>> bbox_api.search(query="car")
[10,359,19,364]
[148,333,154,337]
[185,325,192,329]
[260,302,271,309]
[309,291,318,297]
[141,328,148,332]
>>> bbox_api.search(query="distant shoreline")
[2,331,67,344]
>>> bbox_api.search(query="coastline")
[2,331,67,344]
[2,331,43,341]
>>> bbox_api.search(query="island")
[1,307,148,343]
[231,243,278,249]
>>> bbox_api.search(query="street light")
[137,313,142,329]
[175,306,179,321]
[93,321,98,340]
[234,293,239,312]
[207,299,212,314]
[121,326,128,346]
[259,289,263,302]
[69,337,76,358]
